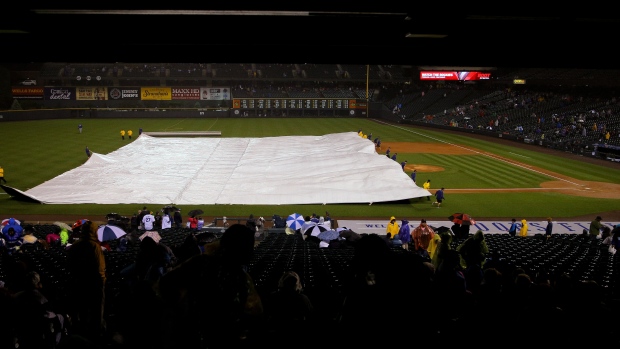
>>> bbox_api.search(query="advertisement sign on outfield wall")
[141,87,172,101]
[108,88,141,100]
[76,87,107,100]
[44,87,76,100]
[201,87,230,100]
[11,86,44,99]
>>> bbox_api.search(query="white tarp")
[25,132,431,205]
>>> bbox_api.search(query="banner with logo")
[171,87,200,100]
[76,87,108,100]
[44,87,76,100]
[200,87,230,100]
[108,87,141,100]
[11,86,44,99]
[141,87,172,101]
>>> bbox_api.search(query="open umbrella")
[53,221,73,232]
[139,230,162,244]
[106,213,122,220]
[317,229,340,242]
[97,224,127,242]
[162,205,178,213]
[2,218,21,226]
[339,229,361,242]
[72,219,89,230]
[286,213,305,231]
[302,223,328,238]
[188,209,204,217]
[432,226,452,234]
[448,213,477,226]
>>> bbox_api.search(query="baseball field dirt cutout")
[386,142,620,199]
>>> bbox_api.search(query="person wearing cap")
[386,216,399,240]
[589,216,604,240]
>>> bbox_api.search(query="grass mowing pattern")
[1,118,619,219]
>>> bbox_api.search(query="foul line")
[374,120,583,187]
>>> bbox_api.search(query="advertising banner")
[76,87,107,100]
[420,71,491,80]
[11,86,44,99]
[201,87,230,100]
[108,87,140,100]
[171,87,200,100]
[44,87,76,100]
[141,87,172,101]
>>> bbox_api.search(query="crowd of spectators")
[0,216,619,348]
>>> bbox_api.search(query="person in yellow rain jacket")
[386,216,399,240]
[519,219,529,237]
[121,129,126,140]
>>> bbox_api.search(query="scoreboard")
[233,99,361,109]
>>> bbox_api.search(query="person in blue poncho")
[1,218,24,254]
[398,219,411,251]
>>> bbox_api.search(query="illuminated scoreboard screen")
[232,99,358,109]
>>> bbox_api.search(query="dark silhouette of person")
[158,224,263,348]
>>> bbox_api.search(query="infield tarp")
[24,132,431,205]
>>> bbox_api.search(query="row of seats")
[1,227,618,323]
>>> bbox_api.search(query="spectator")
[520,218,529,237]
[65,220,106,342]
[263,271,315,346]
[158,224,263,348]
[588,216,604,240]
[412,219,435,260]
[398,218,411,250]
[386,216,399,241]
[188,215,199,231]
[197,216,205,231]
[173,209,183,228]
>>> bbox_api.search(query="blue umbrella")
[286,213,305,231]
[97,224,127,242]
[317,229,340,242]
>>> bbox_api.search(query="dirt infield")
[387,141,620,200]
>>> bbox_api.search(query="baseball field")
[1,117,619,224]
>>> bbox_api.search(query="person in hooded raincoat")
[398,219,411,250]
[2,218,23,236]
[519,219,529,237]
[386,216,399,241]
[1,218,24,254]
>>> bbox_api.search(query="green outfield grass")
[1,117,619,220]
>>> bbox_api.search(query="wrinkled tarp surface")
[25,132,432,205]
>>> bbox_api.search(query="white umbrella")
[53,221,73,232]
[302,223,328,238]
[97,224,127,242]
[2,218,21,226]
[139,230,162,244]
